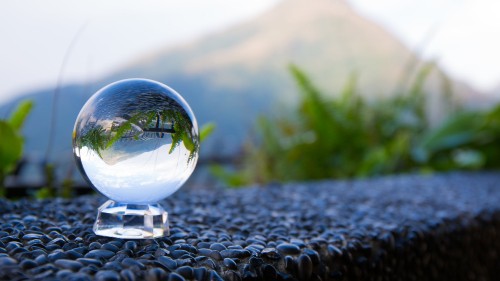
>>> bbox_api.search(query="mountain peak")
[122,0,412,97]
[270,0,353,19]
[127,0,364,75]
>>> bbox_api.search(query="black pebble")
[67,273,92,281]
[22,234,43,240]
[198,257,217,270]
[45,244,60,251]
[170,232,189,240]
[277,243,301,255]
[78,265,99,275]
[209,270,225,281]
[56,269,73,280]
[223,258,237,270]
[89,242,102,250]
[72,247,88,254]
[249,257,264,268]
[120,269,136,281]
[242,264,258,279]
[10,247,28,255]
[33,269,54,279]
[27,239,44,247]
[224,270,242,281]
[154,248,169,257]
[19,259,37,270]
[327,245,342,258]
[193,267,207,281]
[198,249,222,261]
[6,241,22,251]
[48,237,67,247]
[34,254,48,265]
[103,261,123,271]
[84,249,115,259]
[220,249,251,259]
[30,264,58,275]
[121,257,146,270]
[209,243,227,251]
[303,248,321,265]
[297,254,313,281]
[197,242,210,249]
[261,248,281,260]
[77,258,103,267]
[54,259,83,271]
[157,256,177,271]
[48,251,68,262]
[171,250,192,259]
[176,266,194,279]
[167,272,185,281]
[124,241,138,251]
[116,249,133,257]
[285,255,297,275]
[95,270,120,281]
[66,249,84,259]
[147,268,168,281]
[102,243,120,253]
[262,264,278,280]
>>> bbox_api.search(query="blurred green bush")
[214,64,500,186]
[0,100,33,195]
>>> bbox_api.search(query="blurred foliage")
[200,122,216,143]
[0,100,33,195]
[217,64,500,186]
[35,163,57,199]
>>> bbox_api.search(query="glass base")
[93,200,169,239]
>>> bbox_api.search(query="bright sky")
[349,0,500,94]
[1,0,500,104]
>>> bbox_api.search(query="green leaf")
[8,100,33,131]
[0,121,23,173]
[200,123,216,143]
[209,165,247,187]
[418,111,481,154]
[453,149,485,168]
[182,133,195,152]
[34,187,54,199]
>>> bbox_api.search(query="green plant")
[0,100,33,195]
[200,122,216,142]
[415,106,500,170]
[35,163,57,199]
[217,64,500,186]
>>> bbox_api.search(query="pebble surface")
[1,172,500,280]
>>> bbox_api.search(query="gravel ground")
[1,172,500,281]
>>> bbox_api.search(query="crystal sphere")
[73,78,199,204]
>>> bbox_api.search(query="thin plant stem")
[45,23,88,162]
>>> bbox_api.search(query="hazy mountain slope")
[112,0,413,97]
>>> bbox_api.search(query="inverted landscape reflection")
[73,79,199,204]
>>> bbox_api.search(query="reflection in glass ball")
[73,79,199,204]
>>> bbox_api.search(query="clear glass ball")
[73,78,199,204]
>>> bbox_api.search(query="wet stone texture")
[1,172,500,280]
